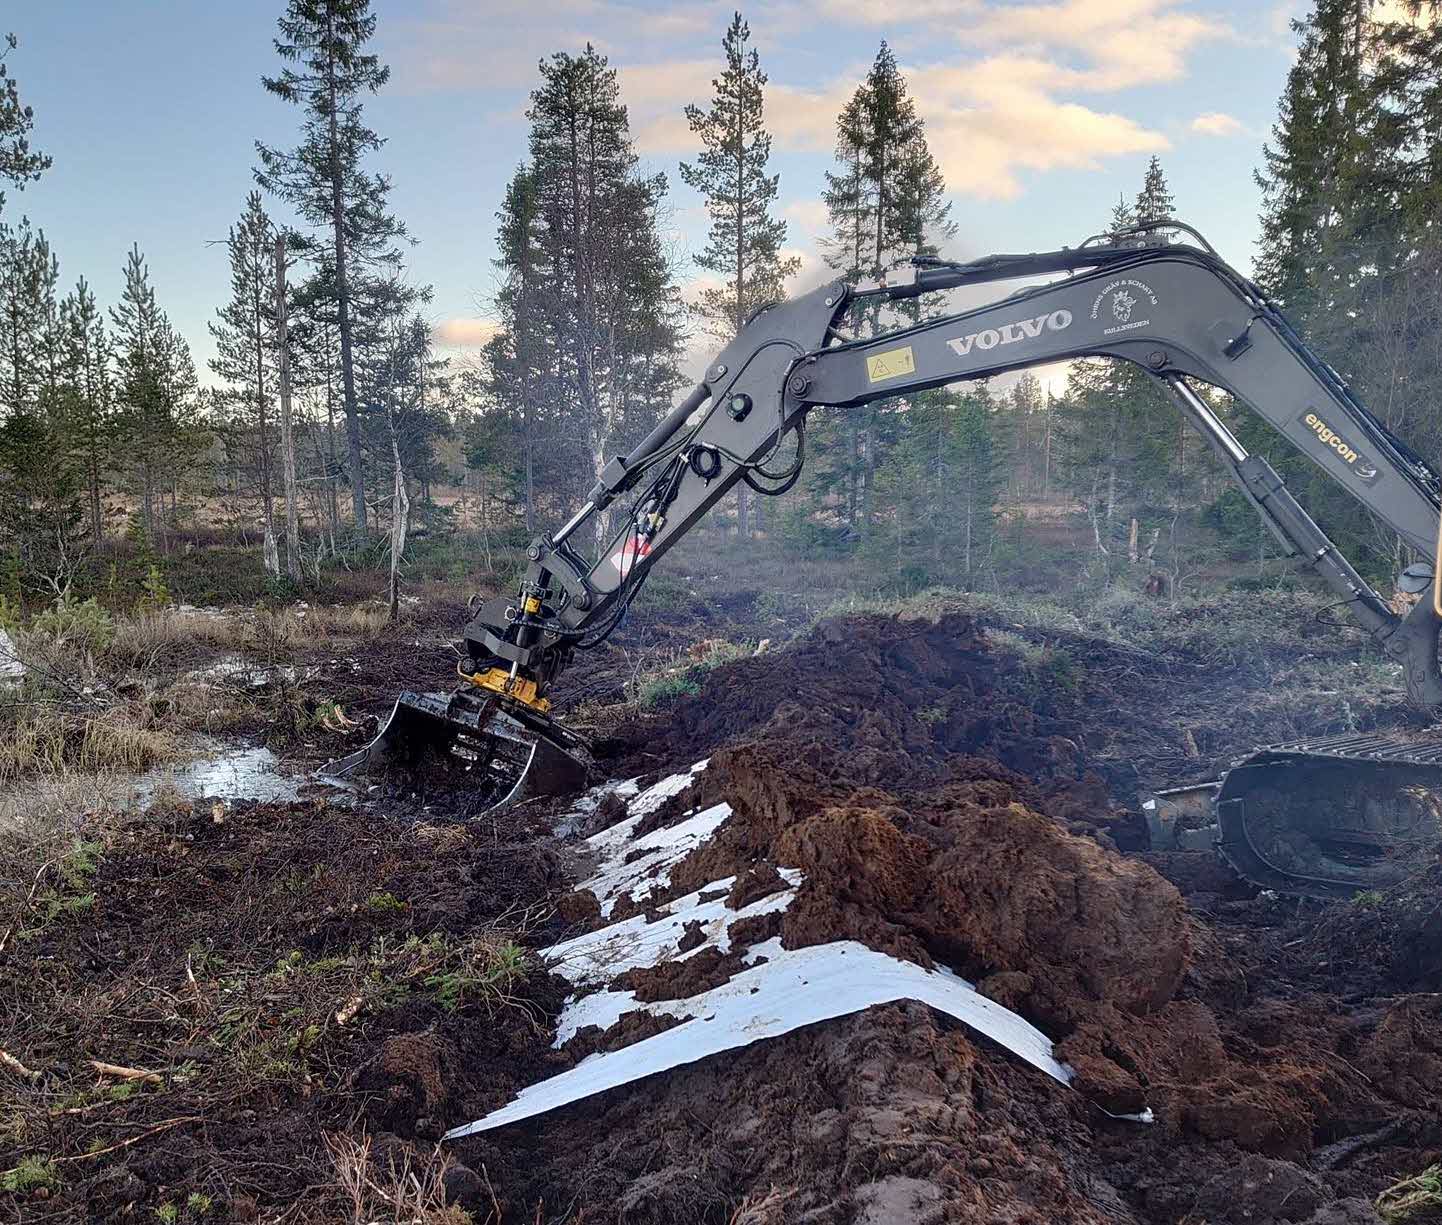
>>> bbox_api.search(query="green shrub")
[1,1157,59,1192]
[31,595,116,653]
[639,673,702,706]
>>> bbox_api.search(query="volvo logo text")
[946,309,1072,358]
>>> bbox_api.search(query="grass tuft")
[1377,1165,1442,1223]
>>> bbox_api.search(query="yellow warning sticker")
[866,345,916,383]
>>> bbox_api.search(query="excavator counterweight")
[333,218,1442,897]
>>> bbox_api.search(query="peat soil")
[3,609,1439,1223]
[454,613,1441,1223]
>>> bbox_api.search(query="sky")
[6,0,1307,386]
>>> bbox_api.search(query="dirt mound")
[467,1001,1114,1224]
[605,613,1143,839]
[660,744,1189,1018]
[1300,860,1442,994]
[454,609,1442,1222]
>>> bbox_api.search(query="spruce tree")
[1055,174,1202,571]
[1248,0,1409,576]
[1133,155,1175,226]
[864,387,1000,589]
[209,191,281,535]
[256,0,407,536]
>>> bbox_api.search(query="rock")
[1192,1154,1326,1223]
[442,1161,485,1207]
[0,626,24,686]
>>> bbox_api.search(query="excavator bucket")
[1147,730,1442,898]
[322,689,591,813]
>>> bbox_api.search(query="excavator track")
[1213,730,1442,898]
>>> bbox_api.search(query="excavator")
[327,219,1442,900]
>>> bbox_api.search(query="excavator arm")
[464,225,1442,708]
[331,221,1442,895]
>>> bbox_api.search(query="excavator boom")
[328,219,1442,895]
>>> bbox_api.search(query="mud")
[6,608,1439,1223]
[458,612,1440,1223]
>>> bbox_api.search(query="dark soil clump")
[461,610,1442,1223]
[8,607,1440,1224]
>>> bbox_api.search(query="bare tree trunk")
[324,350,340,556]
[275,237,302,583]
[1042,392,1053,498]
[89,456,102,547]
[388,426,411,622]
[325,10,366,536]
[252,232,273,537]
[262,520,280,578]
[142,460,154,542]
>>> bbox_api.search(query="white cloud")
[956,0,1231,90]
[782,245,833,296]
[393,0,1222,204]
[783,199,831,235]
[433,317,500,349]
[1191,111,1244,137]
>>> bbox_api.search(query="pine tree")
[488,166,550,529]
[0,219,52,416]
[680,12,798,539]
[681,13,799,337]
[59,278,114,545]
[0,33,50,216]
[521,46,684,533]
[824,44,952,281]
[110,245,200,543]
[210,191,281,537]
[0,222,58,514]
[256,0,408,536]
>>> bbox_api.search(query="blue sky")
[7,0,1305,382]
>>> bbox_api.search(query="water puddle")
[134,745,301,806]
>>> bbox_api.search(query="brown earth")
[456,613,1440,1222]
[4,609,1439,1223]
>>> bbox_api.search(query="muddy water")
[133,743,301,805]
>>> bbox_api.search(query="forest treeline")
[1,0,1440,612]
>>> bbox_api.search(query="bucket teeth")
[322,690,591,814]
